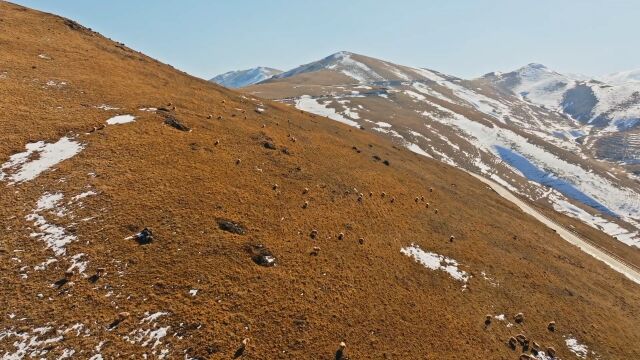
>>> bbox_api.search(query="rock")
[136,228,153,244]
[358,238,364,245]
[245,244,276,267]
[382,160,390,166]
[547,321,556,331]
[217,219,246,235]
[338,232,344,240]
[508,337,518,349]
[310,229,318,239]
[164,116,190,131]
[484,315,492,326]
[263,141,276,150]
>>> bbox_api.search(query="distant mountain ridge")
[210,66,282,88]
[244,51,640,250]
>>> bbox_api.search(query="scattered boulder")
[449,235,455,242]
[508,337,518,350]
[302,201,309,209]
[164,116,190,131]
[338,232,345,240]
[217,219,246,235]
[263,141,276,150]
[245,244,276,267]
[484,315,492,326]
[382,160,390,166]
[310,229,318,239]
[136,228,153,244]
[358,238,364,245]
[310,246,321,256]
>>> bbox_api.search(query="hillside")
[246,52,640,267]
[1,3,640,359]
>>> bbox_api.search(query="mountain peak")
[210,67,282,88]
[523,63,548,70]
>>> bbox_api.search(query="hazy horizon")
[14,0,640,80]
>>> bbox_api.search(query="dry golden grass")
[1,2,639,359]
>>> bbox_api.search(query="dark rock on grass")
[217,219,246,235]
[244,243,276,267]
[136,228,153,245]
[164,116,190,131]
[53,277,69,288]
[263,141,277,150]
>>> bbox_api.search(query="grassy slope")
[1,3,639,359]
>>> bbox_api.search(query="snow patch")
[0,137,84,184]
[106,114,136,125]
[401,244,469,283]
[294,95,359,127]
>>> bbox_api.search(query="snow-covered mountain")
[210,66,282,88]
[481,64,640,168]
[483,64,640,129]
[245,52,640,250]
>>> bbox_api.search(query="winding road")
[469,172,640,286]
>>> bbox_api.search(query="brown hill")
[0,3,639,359]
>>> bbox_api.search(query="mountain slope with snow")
[210,66,282,88]
[3,4,640,359]
[246,52,640,256]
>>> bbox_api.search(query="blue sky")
[15,0,640,79]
